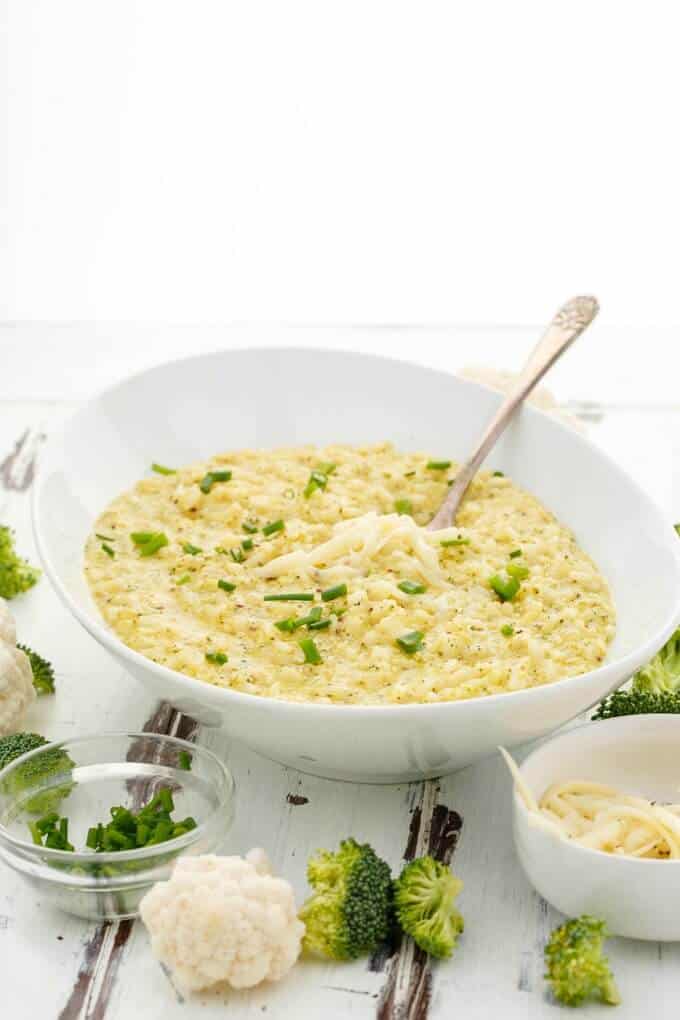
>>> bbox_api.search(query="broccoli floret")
[593,688,680,719]
[0,526,40,599]
[633,627,680,695]
[299,838,392,959]
[545,915,620,1007]
[393,856,464,959]
[0,732,74,814]
[16,644,55,696]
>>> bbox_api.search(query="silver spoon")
[428,295,599,531]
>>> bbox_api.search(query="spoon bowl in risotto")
[33,347,680,781]
[509,715,680,940]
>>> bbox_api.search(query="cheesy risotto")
[84,443,615,705]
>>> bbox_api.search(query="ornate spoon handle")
[428,295,599,531]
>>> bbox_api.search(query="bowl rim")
[0,731,234,869]
[31,344,680,718]
[512,714,680,866]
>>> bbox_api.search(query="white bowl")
[33,348,680,782]
[512,716,680,940]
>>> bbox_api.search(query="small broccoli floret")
[393,856,463,959]
[299,838,392,959]
[593,688,680,719]
[633,627,680,695]
[0,731,74,814]
[16,644,55,696]
[545,915,620,1007]
[0,526,40,599]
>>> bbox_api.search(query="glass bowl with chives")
[0,733,234,921]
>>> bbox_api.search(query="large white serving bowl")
[511,716,680,940]
[33,348,680,783]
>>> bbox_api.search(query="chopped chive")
[95,533,114,541]
[176,573,191,585]
[241,538,254,551]
[507,562,529,581]
[492,470,505,477]
[308,618,331,630]
[441,536,470,547]
[275,617,298,632]
[489,573,520,602]
[318,462,337,475]
[264,592,314,602]
[178,750,192,771]
[218,579,236,593]
[229,547,245,563]
[293,607,322,629]
[299,637,322,664]
[394,498,413,516]
[205,651,228,665]
[396,630,425,654]
[199,470,232,494]
[398,580,427,595]
[242,521,259,534]
[131,531,168,556]
[102,543,115,558]
[501,624,515,637]
[182,542,202,555]
[427,460,452,470]
[151,463,176,475]
[509,549,522,558]
[304,465,335,499]
[321,583,347,602]
[262,519,285,537]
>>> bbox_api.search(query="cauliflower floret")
[0,599,35,736]
[139,854,305,992]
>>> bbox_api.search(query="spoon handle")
[428,295,599,531]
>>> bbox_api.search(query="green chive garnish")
[489,573,520,602]
[131,531,168,556]
[299,637,322,664]
[262,519,285,537]
[151,463,176,476]
[95,533,114,541]
[321,583,347,602]
[178,750,192,771]
[182,542,202,555]
[507,562,529,581]
[509,549,522,558]
[318,462,337,475]
[241,538,254,551]
[229,547,245,563]
[177,573,191,585]
[441,536,470,547]
[218,579,236,593]
[199,470,232,494]
[427,460,452,471]
[242,521,259,534]
[294,607,322,629]
[264,592,314,602]
[396,630,425,654]
[394,499,413,516]
[501,624,514,637]
[205,651,228,665]
[102,543,115,558]
[308,618,331,630]
[275,618,298,633]
[398,580,426,595]
[492,470,505,477]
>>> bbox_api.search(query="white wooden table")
[2,324,679,1020]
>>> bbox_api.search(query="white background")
[4,0,680,328]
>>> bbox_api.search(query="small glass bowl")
[0,732,234,920]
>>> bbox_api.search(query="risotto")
[84,443,615,705]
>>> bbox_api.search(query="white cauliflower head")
[139,853,305,992]
[0,600,35,736]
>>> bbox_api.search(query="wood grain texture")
[2,329,680,1020]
